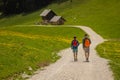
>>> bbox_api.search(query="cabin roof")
[50,16,62,22]
[40,9,52,16]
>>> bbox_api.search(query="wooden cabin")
[40,9,57,24]
[50,16,66,25]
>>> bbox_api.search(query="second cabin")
[50,16,66,25]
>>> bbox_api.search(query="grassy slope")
[0,0,120,79]
[0,0,120,38]
[49,0,120,39]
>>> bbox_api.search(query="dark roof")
[50,16,63,22]
[40,9,52,16]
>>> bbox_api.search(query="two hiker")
[71,34,91,62]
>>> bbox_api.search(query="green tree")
[0,0,55,15]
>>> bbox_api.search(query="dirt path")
[28,26,113,80]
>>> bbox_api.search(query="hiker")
[71,36,79,61]
[82,34,91,62]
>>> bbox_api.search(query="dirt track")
[28,26,113,80]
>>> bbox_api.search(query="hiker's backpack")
[84,38,90,47]
[72,40,78,47]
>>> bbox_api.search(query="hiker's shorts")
[83,47,89,53]
[72,47,78,53]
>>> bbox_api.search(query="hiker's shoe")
[76,58,78,61]
[74,58,77,61]
[86,60,89,62]
[85,58,89,62]
[75,59,78,61]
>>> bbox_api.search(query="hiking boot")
[74,58,77,61]
[76,58,78,61]
[86,60,89,62]
[86,58,89,62]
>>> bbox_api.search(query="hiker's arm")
[82,39,85,48]
[89,38,91,44]
[77,41,80,46]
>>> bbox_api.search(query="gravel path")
[28,26,113,80]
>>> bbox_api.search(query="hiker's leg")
[76,48,78,61]
[73,48,76,61]
[86,53,89,61]
[83,47,86,58]
[85,47,90,61]
[84,48,87,60]
[85,53,88,61]
[84,47,89,61]
[74,53,77,61]
[73,52,76,61]
[75,52,78,61]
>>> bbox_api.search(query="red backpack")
[72,40,78,47]
[84,38,90,47]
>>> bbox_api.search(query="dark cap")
[85,34,88,36]
[74,36,76,38]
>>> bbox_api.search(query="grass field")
[0,26,85,79]
[0,0,120,79]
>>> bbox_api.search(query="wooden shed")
[40,9,57,24]
[50,16,66,25]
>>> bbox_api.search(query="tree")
[1,0,55,15]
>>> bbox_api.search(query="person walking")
[71,36,79,61]
[82,34,91,62]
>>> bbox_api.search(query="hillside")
[0,0,120,38]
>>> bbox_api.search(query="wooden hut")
[40,9,57,24]
[50,16,66,25]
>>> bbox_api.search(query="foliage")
[0,0,54,14]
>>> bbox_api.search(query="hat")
[74,36,76,38]
[85,34,88,36]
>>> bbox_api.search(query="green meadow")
[0,0,120,79]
